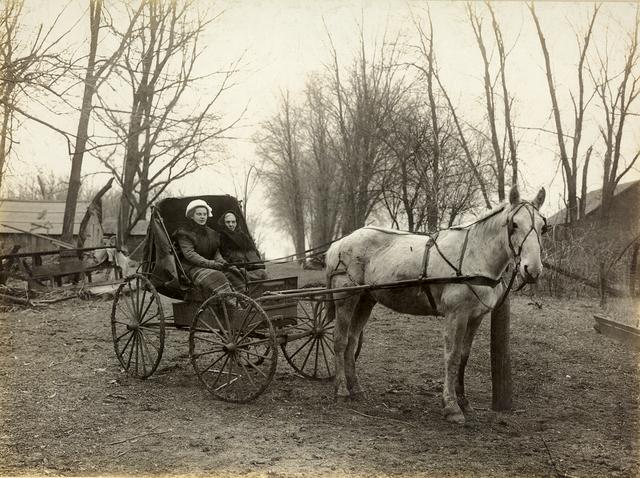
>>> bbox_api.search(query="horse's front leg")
[442,310,469,425]
[456,313,485,413]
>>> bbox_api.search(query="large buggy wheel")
[189,291,278,403]
[280,300,362,381]
[111,274,165,379]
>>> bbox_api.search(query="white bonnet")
[185,199,213,218]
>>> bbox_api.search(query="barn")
[0,199,101,253]
[548,179,640,236]
[544,180,640,297]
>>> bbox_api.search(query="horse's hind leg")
[456,313,485,413]
[442,311,469,425]
[333,293,360,400]
[344,293,375,399]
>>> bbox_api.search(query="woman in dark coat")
[174,200,246,295]
[218,211,268,281]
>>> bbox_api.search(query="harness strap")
[458,229,470,276]
[421,233,437,278]
[420,234,438,311]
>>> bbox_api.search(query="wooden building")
[0,199,101,253]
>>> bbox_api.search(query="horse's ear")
[532,187,546,209]
[509,186,520,205]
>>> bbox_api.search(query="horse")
[325,186,547,424]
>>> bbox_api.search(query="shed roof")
[547,180,640,226]
[0,199,91,235]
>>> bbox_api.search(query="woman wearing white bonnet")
[174,199,245,294]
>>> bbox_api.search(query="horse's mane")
[450,203,509,231]
[362,226,414,235]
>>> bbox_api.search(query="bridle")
[506,201,548,270]
[500,201,548,300]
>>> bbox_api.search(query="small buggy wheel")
[189,291,277,403]
[281,300,362,381]
[111,274,165,379]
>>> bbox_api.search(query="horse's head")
[506,186,547,283]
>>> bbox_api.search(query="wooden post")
[630,243,639,297]
[491,295,512,411]
[599,261,607,307]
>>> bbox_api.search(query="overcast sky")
[8,1,640,257]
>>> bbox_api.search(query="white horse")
[326,186,546,424]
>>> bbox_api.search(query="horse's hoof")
[334,388,351,402]
[443,406,466,425]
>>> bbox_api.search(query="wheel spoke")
[319,336,333,375]
[201,352,228,377]
[208,356,235,393]
[128,281,139,318]
[193,333,225,346]
[220,301,233,335]
[192,347,226,358]
[237,360,256,386]
[139,311,159,326]
[299,303,313,321]
[139,322,163,332]
[139,333,150,377]
[238,347,271,361]
[206,304,229,336]
[237,351,269,378]
[287,335,314,361]
[225,355,236,392]
[116,301,135,322]
[115,328,133,344]
[235,314,266,343]
[124,332,137,369]
[139,284,148,318]
[123,294,138,324]
[299,337,316,373]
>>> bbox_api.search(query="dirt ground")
[0,264,638,477]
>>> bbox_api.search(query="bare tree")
[255,90,307,261]
[409,11,488,229]
[325,27,408,234]
[60,0,144,244]
[0,0,72,193]
[302,74,342,247]
[467,3,520,201]
[590,5,640,225]
[529,2,599,224]
[229,162,265,252]
[93,0,239,248]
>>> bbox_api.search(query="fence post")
[630,243,639,297]
[599,261,607,307]
[491,295,512,411]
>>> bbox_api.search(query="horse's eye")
[511,222,519,230]
[541,225,549,235]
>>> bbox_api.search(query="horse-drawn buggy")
[110,195,338,403]
[111,187,547,424]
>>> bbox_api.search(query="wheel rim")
[111,274,165,379]
[189,292,277,403]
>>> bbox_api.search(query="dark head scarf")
[217,211,255,252]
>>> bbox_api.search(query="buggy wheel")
[280,300,363,381]
[189,291,277,403]
[111,274,165,379]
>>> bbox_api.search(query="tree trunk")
[60,0,102,243]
